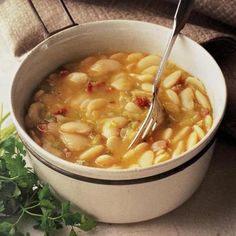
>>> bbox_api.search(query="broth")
[25,52,213,169]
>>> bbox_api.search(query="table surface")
[0,35,235,236]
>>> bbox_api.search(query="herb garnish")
[0,105,96,235]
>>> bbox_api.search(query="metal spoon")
[129,0,195,149]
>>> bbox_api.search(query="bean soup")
[25,52,213,169]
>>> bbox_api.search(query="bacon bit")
[179,79,186,85]
[37,123,48,133]
[135,96,150,108]
[86,81,106,93]
[172,84,182,93]
[59,70,69,77]
[53,108,67,115]
[172,80,186,93]
[200,108,210,117]
[86,82,93,93]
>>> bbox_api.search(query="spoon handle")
[152,0,194,91]
[174,0,195,33]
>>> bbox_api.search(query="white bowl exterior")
[11,20,226,181]
[10,20,226,222]
[29,142,214,223]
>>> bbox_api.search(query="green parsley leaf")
[0,221,14,235]
[38,184,52,201]
[34,211,57,233]
[79,214,97,231]
[0,136,16,153]
[40,199,56,210]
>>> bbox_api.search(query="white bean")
[55,115,69,123]
[87,98,108,113]
[67,72,88,85]
[102,117,127,139]
[166,89,180,105]
[128,164,140,169]
[91,110,101,119]
[186,76,206,93]
[127,52,144,63]
[172,126,191,143]
[34,89,45,100]
[155,149,165,156]
[126,63,136,71]
[79,145,104,161]
[124,112,141,121]
[102,121,119,138]
[141,83,153,92]
[163,102,180,114]
[106,136,122,153]
[123,142,149,161]
[162,128,173,140]
[125,102,142,113]
[138,150,154,167]
[60,133,89,152]
[162,70,181,88]
[80,99,91,110]
[90,59,121,76]
[95,154,116,167]
[193,125,205,139]
[70,94,89,109]
[180,87,194,110]
[204,115,213,131]
[60,121,91,134]
[141,65,158,75]
[173,140,185,158]
[112,72,127,80]
[25,102,44,127]
[135,74,154,82]
[111,78,133,91]
[186,131,198,150]
[195,90,211,110]
[121,128,137,141]
[137,55,161,71]
[154,152,170,164]
[110,116,129,128]
[110,52,127,61]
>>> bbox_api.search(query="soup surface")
[25,52,213,169]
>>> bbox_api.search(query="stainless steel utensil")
[129,0,195,149]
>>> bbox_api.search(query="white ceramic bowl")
[10,20,226,223]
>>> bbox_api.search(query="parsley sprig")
[0,105,96,236]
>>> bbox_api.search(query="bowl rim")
[10,19,227,180]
